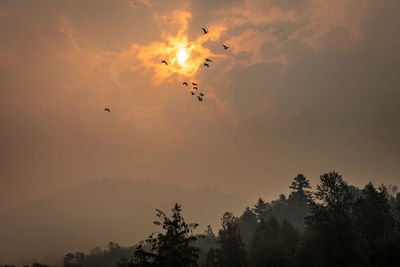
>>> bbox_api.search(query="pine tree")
[205,212,247,267]
[289,174,311,194]
[249,217,298,267]
[287,174,311,230]
[238,207,258,250]
[253,198,268,222]
[298,172,367,267]
[353,183,399,266]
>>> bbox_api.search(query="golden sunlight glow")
[135,10,227,83]
[177,47,189,66]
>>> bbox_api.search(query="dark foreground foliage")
[4,172,400,267]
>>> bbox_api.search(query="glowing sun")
[177,47,189,66]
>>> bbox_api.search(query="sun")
[177,47,189,66]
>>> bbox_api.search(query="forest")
[2,172,400,267]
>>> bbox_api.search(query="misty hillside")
[0,178,247,264]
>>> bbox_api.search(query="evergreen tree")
[63,253,85,267]
[287,174,311,230]
[203,248,218,267]
[205,212,247,267]
[204,225,216,240]
[297,172,367,267]
[253,198,268,222]
[395,192,400,229]
[353,183,399,266]
[289,174,311,194]
[32,264,51,267]
[249,217,298,267]
[196,225,217,265]
[238,207,258,250]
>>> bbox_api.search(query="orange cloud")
[136,10,226,84]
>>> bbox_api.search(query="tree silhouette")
[205,212,247,267]
[289,174,311,194]
[249,217,298,267]
[297,172,367,267]
[253,198,268,222]
[238,207,258,250]
[287,174,311,230]
[353,183,399,266]
[129,203,200,267]
[9,172,400,267]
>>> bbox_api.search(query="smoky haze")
[0,0,400,265]
[0,178,246,264]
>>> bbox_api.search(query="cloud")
[40,0,378,135]
[129,0,150,9]
[136,9,227,83]
[1,0,399,219]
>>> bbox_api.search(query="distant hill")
[0,178,247,265]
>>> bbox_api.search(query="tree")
[32,264,51,267]
[289,174,311,194]
[205,212,247,267]
[203,248,218,267]
[353,183,399,266]
[62,252,86,267]
[287,174,311,230]
[238,207,258,250]
[395,192,400,229]
[130,203,200,267]
[253,198,268,222]
[297,172,367,267]
[204,225,216,240]
[249,217,298,267]
[196,225,217,265]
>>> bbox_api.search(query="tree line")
[3,171,400,267]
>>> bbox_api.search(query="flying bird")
[192,82,198,86]
[104,108,110,112]
[182,82,188,86]
[204,63,209,67]
[201,28,208,34]
[197,96,203,102]
[193,86,198,90]
[199,93,205,96]
[205,58,212,62]
[190,92,195,95]
[222,44,229,50]
[161,60,168,65]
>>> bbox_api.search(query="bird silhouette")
[201,28,208,34]
[190,92,195,95]
[222,44,229,50]
[197,96,203,101]
[182,82,188,86]
[204,63,210,67]
[161,60,168,65]
[104,108,110,112]
[199,93,205,96]
[192,82,198,86]
[205,58,212,62]
[193,86,198,90]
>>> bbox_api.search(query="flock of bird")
[105,27,229,112]
[182,81,204,101]
[166,27,230,103]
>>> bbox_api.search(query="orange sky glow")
[136,10,225,82]
[1,0,400,264]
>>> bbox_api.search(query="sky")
[1,0,400,212]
